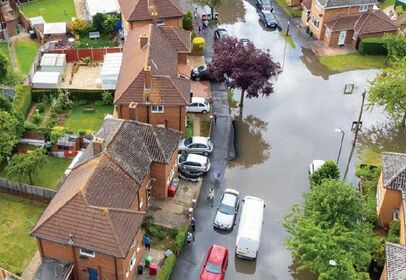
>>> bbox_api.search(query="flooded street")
[172,0,406,279]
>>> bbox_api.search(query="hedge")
[358,37,387,56]
[12,84,32,117]
[157,254,176,280]
[31,89,114,102]
[174,224,188,255]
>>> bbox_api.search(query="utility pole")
[343,91,366,180]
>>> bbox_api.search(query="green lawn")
[275,0,303,17]
[64,104,113,132]
[0,193,46,275]
[379,0,395,9]
[14,38,40,75]
[19,0,76,22]
[78,34,115,48]
[319,54,387,73]
[0,156,72,190]
[0,42,14,74]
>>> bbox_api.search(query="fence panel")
[0,178,56,201]
[0,267,22,280]
[49,47,123,62]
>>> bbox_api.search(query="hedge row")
[157,254,176,280]
[31,89,114,102]
[12,84,32,117]
[358,37,387,56]
[174,224,188,255]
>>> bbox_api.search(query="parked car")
[239,38,251,47]
[178,153,211,173]
[179,166,204,182]
[178,136,213,156]
[256,0,272,10]
[259,10,278,28]
[200,244,229,280]
[214,28,228,41]
[309,160,326,174]
[191,65,210,81]
[186,97,211,113]
[213,188,240,230]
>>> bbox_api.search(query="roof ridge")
[104,149,143,185]
[106,208,127,257]
[150,126,167,161]
[169,76,190,104]
[145,24,153,67]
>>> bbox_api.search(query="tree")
[192,0,222,19]
[384,33,406,60]
[6,149,47,185]
[0,95,12,112]
[284,180,378,279]
[309,160,340,187]
[92,13,105,32]
[69,17,90,35]
[208,37,280,107]
[102,13,120,34]
[182,10,193,31]
[0,53,8,84]
[368,58,406,127]
[0,110,21,161]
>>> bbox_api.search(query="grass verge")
[0,193,46,275]
[227,89,238,108]
[319,54,387,73]
[200,118,211,137]
[280,33,296,48]
[19,0,76,22]
[275,0,303,17]
[378,0,395,9]
[143,222,178,251]
[14,38,40,75]
[64,104,113,132]
[78,34,116,48]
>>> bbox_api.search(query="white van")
[235,196,265,259]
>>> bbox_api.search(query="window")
[352,32,358,41]
[157,19,165,26]
[376,188,381,207]
[129,252,136,271]
[312,16,320,29]
[325,28,331,37]
[80,248,95,258]
[139,197,143,209]
[315,0,322,10]
[151,105,164,113]
[359,5,368,12]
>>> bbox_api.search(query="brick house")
[119,0,183,35]
[302,0,397,48]
[114,24,191,134]
[376,152,406,279]
[31,117,181,280]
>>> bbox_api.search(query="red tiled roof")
[119,0,183,22]
[302,0,312,10]
[325,14,360,31]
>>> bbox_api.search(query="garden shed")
[30,16,45,26]
[32,71,61,89]
[40,53,67,74]
[100,52,123,89]
[43,22,66,35]
[85,0,120,19]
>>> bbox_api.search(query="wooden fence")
[0,267,22,280]
[49,47,124,62]
[0,178,55,201]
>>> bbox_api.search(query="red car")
[200,244,229,280]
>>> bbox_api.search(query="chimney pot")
[151,11,158,25]
[92,137,104,156]
[140,33,148,49]
[144,65,151,90]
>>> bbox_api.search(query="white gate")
[338,31,347,46]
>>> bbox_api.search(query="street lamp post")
[334,128,345,164]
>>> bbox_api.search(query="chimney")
[92,137,104,156]
[140,33,148,49]
[68,234,75,245]
[151,11,158,25]
[128,102,138,121]
[144,65,151,90]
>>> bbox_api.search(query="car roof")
[217,28,227,32]
[191,97,207,103]
[208,244,228,265]
[222,192,238,207]
[187,153,208,163]
[192,136,209,144]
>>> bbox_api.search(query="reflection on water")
[217,0,246,24]
[230,114,271,168]
[234,256,257,274]
[299,48,333,80]
[289,262,317,280]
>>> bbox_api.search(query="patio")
[60,63,102,89]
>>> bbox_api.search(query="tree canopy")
[368,58,406,127]
[0,53,8,84]
[6,149,47,185]
[208,37,280,107]
[0,110,21,161]
[191,0,223,18]
[309,160,340,187]
[384,33,406,60]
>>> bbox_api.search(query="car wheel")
[203,151,209,156]
[202,110,207,114]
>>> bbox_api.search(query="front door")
[338,31,346,46]
[88,268,98,280]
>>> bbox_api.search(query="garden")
[19,0,76,22]
[14,37,40,76]
[0,192,46,275]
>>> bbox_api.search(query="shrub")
[101,91,113,105]
[102,13,120,34]
[69,18,90,35]
[50,89,74,113]
[81,56,92,65]
[94,100,104,106]
[32,113,42,124]
[174,224,188,255]
[309,160,340,187]
[183,10,193,31]
[12,84,32,117]
[358,37,387,56]
[32,89,106,102]
[36,102,46,113]
[387,220,400,243]
[395,5,404,15]
[77,99,88,106]
[186,117,193,138]
[0,94,12,112]
[146,224,166,240]
[192,37,205,50]
[157,254,176,280]
[24,122,39,131]
[92,13,105,32]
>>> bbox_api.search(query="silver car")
[178,153,211,173]
[178,136,213,156]
[213,188,240,230]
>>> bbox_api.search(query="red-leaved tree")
[208,37,281,107]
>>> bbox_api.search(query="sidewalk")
[136,248,165,280]
[21,250,41,280]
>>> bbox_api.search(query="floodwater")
[172,0,406,279]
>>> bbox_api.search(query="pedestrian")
[143,235,151,251]
[213,112,217,124]
[193,8,198,19]
[271,7,274,13]
[198,24,202,34]
[207,188,215,207]
[204,19,209,34]
[187,231,194,246]
[190,216,196,232]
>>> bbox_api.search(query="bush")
[183,10,193,31]
[358,37,387,56]
[0,94,12,112]
[146,224,165,240]
[101,91,113,105]
[102,13,120,34]
[157,254,176,280]
[94,100,104,106]
[36,102,46,113]
[24,122,39,131]
[186,117,193,138]
[174,224,188,255]
[32,89,107,102]
[309,160,340,187]
[50,89,74,113]
[69,18,91,35]
[92,13,105,32]
[387,220,400,243]
[395,5,404,15]
[32,113,42,124]
[12,85,32,117]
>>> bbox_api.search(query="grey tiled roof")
[385,242,406,280]
[318,0,377,8]
[382,152,406,191]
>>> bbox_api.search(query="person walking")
[190,216,196,232]
[143,235,151,251]
[187,231,194,246]
[213,112,217,124]
[207,188,215,207]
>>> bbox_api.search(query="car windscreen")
[264,13,275,21]
[184,138,193,145]
[206,263,221,274]
[219,203,235,215]
[179,154,187,163]
[198,65,205,72]
[263,0,271,4]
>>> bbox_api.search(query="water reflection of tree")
[289,262,317,280]
[230,114,271,168]
[299,48,333,80]
[217,0,246,24]
[357,122,406,165]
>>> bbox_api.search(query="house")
[302,0,398,48]
[376,152,406,279]
[114,24,191,134]
[31,117,181,280]
[119,0,183,34]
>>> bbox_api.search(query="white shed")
[101,53,123,89]
[85,0,120,19]
[43,22,66,35]
[40,53,67,74]
[30,16,45,26]
[32,72,61,89]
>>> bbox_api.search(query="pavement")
[136,248,165,280]
[21,250,41,280]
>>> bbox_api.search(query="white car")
[186,97,210,113]
[213,189,240,230]
[178,136,213,156]
[178,153,210,173]
[309,160,326,174]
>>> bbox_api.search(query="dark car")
[191,65,209,81]
[259,10,278,28]
[256,0,272,10]
[214,28,228,41]
[179,166,204,182]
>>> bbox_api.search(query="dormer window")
[359,5,368,12]
[80,248,95,258]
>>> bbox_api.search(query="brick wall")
[117,230,145,280]
[150,149,178,198]
[376,174,402,228]
[323,29,354,47]
[127,17,183,30]
[130,175,149,211]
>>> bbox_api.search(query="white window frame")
[129,252,136,271]
[151,105,164,113]
[359,5,368,12]
[139,197,143,209]
[157,19,165,26]
[325,28,331,37]
[312,16,320,29]
[376,188,381,208]
[79,248,95,258]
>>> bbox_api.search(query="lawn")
[0,156,72,190]
[275,0,303,17]
[19,0,76,22]
[319,54,387,73]
[14,38,40,75]
[0,192,46,275]
[64,104,113,132]
[0,42,13,74]
[379,0,395,9]
[78,34,116,48]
